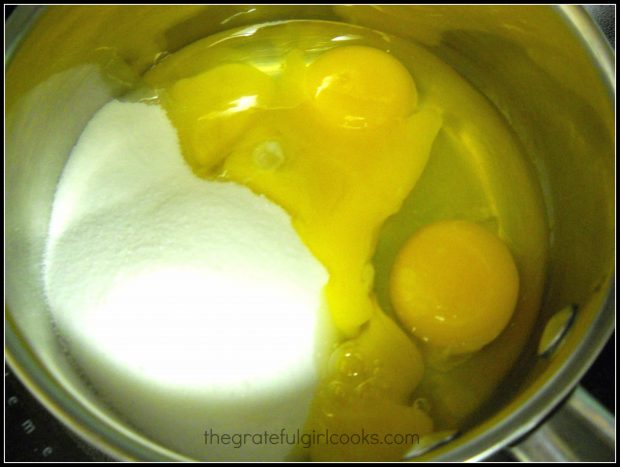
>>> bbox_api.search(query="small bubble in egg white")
[414,397,432,414]
[329,343,367,383]
[354,379,382,400]
[252,140,285,170]
[320,380,352,418]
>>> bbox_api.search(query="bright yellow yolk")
[152,45,442,461]
[304,45,418,129]
[164,63,275,171]
[390,220,520,354]
[155,46,441,336]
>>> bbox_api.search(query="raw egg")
[141,19,548,460]
[304,45,418,129]
[390,219,520,354]
[156,44,442,337]
[152,43,441,460]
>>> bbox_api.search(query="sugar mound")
[44,101,329,461]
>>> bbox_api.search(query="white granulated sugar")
[44,101,329,461]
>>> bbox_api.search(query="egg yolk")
[304,45,418,129]
[164,63,275,171]
[390,220,520,354]
[151,44,442,461]
[154,45,441,336]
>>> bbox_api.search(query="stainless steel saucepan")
[5,5,615,461]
